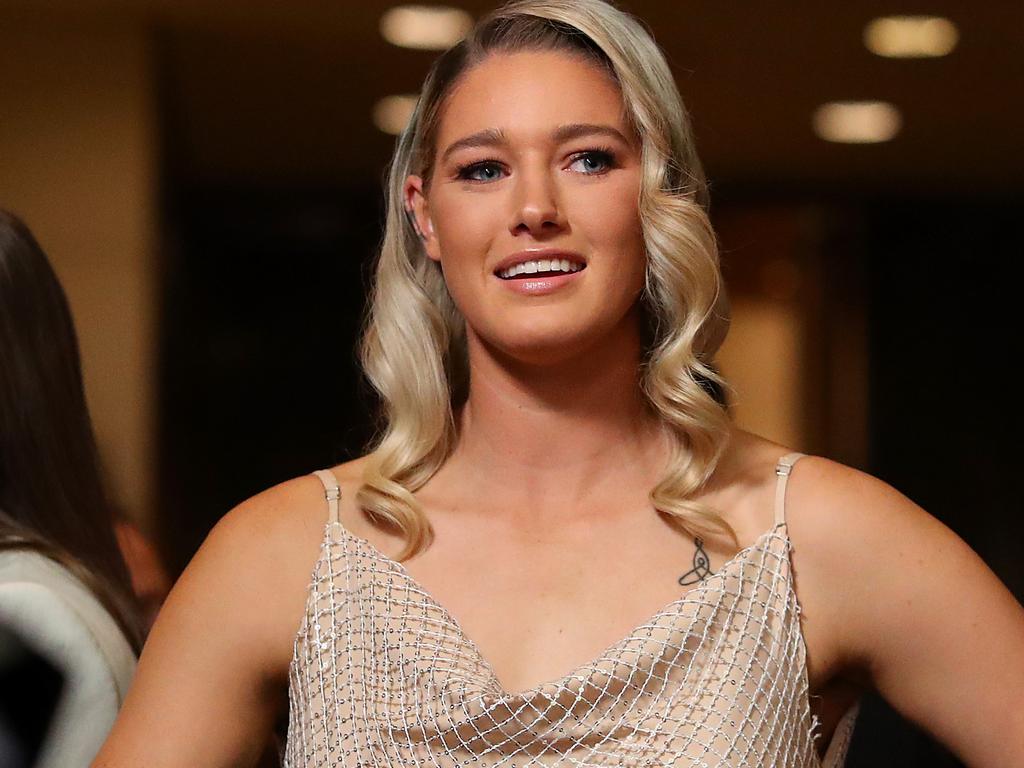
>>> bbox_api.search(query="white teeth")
[498,258,585,278]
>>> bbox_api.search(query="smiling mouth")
[496,258,587,280]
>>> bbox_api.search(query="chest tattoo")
[677,537,714,585]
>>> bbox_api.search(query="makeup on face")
[492,248,587,296]
[407,50,645,357]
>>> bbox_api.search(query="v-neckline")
[326,519,792,699]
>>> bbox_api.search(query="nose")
[510,166,565,237]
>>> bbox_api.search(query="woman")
[0,210,140,766]
[94,1,1024,766]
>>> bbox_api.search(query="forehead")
[435,50,630,148]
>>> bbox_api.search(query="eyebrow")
[439,123,632,164]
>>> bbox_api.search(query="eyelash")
[454,147,618,182]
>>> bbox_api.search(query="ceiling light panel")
[813,101,902,144]
[373,94,419,135]
[864,15,959,58]
[381,5,473,50]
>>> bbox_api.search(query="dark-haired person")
[0,209,140,767]
[95,2,1024,766]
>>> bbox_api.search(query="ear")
[404,174,441,263]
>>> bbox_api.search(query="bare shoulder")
[214,473,327,557]
[782,451,962,643]
[144,455,380,679]
[781,447,1024,767]
[92,464,367,766]
[210,453,374,566]
[206,454,382,627]
[783,451,964,601]
[786,452,939,545]
[714,430,924,551]
[161,470,339,678]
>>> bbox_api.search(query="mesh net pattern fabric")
[284,465,854,768]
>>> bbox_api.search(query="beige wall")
[714,205,868,466]
[717,297,806,450]
[1,18,157,528]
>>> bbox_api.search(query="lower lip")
[495,269,585,296]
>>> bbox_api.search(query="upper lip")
[492,249,587,275]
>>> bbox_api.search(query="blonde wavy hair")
[357,0,733,560]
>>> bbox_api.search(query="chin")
[481,326,603,368]
[465,299,639,367]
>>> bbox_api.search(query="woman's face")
[406,50,645,365]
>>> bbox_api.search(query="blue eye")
[454,149,617,182]
[570,150,615,174]
[457,162,505,182]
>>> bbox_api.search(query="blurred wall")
[715,203,869,468]
[0,17,158,529]
[719,297,806,449]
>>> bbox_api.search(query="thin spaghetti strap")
[312,468,342,525]
[773,452,806,526]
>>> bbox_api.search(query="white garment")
[0,550,136,768]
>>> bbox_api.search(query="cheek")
[428,194,501,314]
[431,193,500,269]
[576,180,646,278]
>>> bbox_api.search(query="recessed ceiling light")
[864,15,959,58]
[373,94,418,135]
[812,101,902,144]
[380,5,473,50]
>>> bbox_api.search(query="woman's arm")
[92,477,327,768]
[789,458,1024,767]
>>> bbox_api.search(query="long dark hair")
[0,209,141,652]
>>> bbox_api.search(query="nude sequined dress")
[284,452,859,767]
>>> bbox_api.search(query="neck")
[439,313,668,523]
